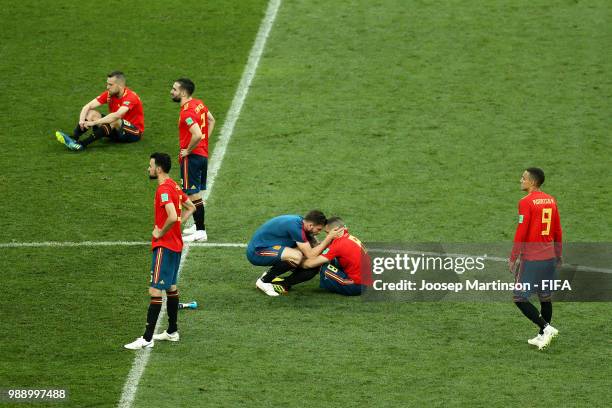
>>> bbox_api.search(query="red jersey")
[510,190,562,263]
[96,88,145,133]
[152,178,186,253]
[322,230,372,285]
[178,98,209,158]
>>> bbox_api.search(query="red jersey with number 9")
[178,98,209,158]
[152,178,185,252]
[510,190,563,263]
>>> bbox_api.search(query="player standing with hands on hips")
[170,78,215,242]
[124,153,195,350]
[509,167,562,350]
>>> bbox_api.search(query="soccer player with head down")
[246,211,343,297]
[170,78,215,243]
[124,153,195,350]
[56,71,145,151]
[509,167,562,350]
[300,216,372,296]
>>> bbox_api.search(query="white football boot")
[124,337,154,350]
[153,330,180,342]
[183,229,207,242]
[182,225,197,236]
[537,325,559,350]
[256,277,280,297]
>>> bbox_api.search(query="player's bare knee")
[148,287,162,297]
[169,285,177,292]
[290,252,303,266]
[86,110,101,121]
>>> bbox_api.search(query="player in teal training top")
[247,210,341,297]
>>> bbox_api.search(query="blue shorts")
[150,247,181,290]
[319,261,365,296]
[246,245,286,266]
[105,117,142,143]
[513,258,557,300]
[180,154,208,195]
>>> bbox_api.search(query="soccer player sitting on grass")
[55,71,144,151]
[298,216,372,296]
[246,210,343,297]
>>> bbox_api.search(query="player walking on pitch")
[56,71,145,151]
[124,153,195,350]
[170,78,215,242]
[509,167,562,350]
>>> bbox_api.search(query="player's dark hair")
[326,216,345,228]
[150,152,172,173]
[304,210,327,226]
[175,78,195,96]
[526,167,545,187]
[108,71,126,82]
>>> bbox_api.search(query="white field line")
[204,0,282,200]
[370,248,612,275]
[117,245,190,408]
[0,241,246,248]
[117,0,282,406]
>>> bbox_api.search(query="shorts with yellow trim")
[150,247,181,290]
[319,261,365,296]
[180,154,208,195]
[246,245,286,266]
[104,117,142,143]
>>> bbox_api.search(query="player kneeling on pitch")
[300,217,372,296]
[124,153,195,350]
[246,210,343,297]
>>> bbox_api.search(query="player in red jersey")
[509,167,562,350]
[170,78,215,243]
[125,153,195,350]
[55,71,145,151]
[278,216,371,296]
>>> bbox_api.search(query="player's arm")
[207,111,215,137]
[509,200,531,271]
[180,123,203,158]
[153,203,178,239]
[302,255,330,269]
[296,227,343,258]
[88,105,129,126]
[181,197,196,225]
[79,98,102,129]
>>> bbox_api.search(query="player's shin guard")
[80,124,111,147]
[540,301,552,324]
[73,124,87,141]
[143,296,163,341]
[283,267,319,287]
[514,300,548,332]
[166,290,179,334]
[192,198,205,231]
[261,262,293,283]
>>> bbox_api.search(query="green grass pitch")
[1,0,611,407]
